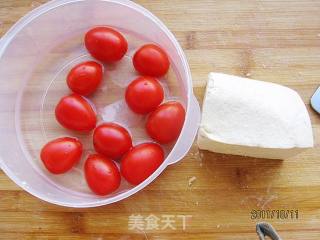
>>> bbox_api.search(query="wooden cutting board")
[0,0,319,239]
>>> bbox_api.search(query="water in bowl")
[17,28,182,196]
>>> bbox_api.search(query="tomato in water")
[84,154,121,195]
[93,123,132,159]
[40,137,83,174]
[67,61,103,96]
[146,101,185,144]
[125,76,164,114]
[85,27,128,62]
[55,94,97,132]
[133,44,170,77]
[121,143,164,185]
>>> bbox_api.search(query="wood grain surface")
[0,0,320,239]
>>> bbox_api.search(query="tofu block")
[197,73,314,159]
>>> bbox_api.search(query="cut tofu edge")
[197,133,307,159]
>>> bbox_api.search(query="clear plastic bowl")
[0,0,200,207]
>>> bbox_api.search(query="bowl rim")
[0,0,195,208]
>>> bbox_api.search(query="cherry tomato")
[146,101,185,144]
[125,76,164,114]
[121,143,164,185]
[55,94,97,132]
[84,154,121,195]
[93,123,132,159]
[40,137,82,174]
[133,44,170,77]
[67,61,103,96]
[85,27,128,62]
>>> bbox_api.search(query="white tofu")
[197,73,314,159]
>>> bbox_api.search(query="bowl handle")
[167,94,201,165]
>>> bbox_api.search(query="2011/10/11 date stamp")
[250,209,299,220]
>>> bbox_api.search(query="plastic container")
[0,0,200,207]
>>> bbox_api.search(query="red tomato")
[85,27,128,62]
[121,143,164,185]
[84,154,121,195]
[125,76,164,114]
[146,101,185,144]
[133,44,170,77]
[40,137,82,174]
[93,123,132,159]
[55,94,97,132]
[67,61,103,96]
